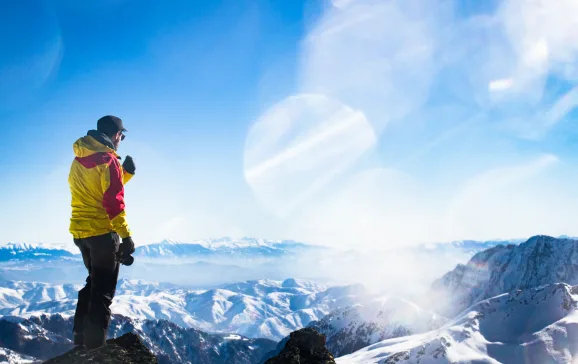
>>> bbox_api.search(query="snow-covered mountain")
[0,238,320,262]
[0,237,528,291]
[0,313,277,364]
[307,297,446,357]
[0,242,76,262]
[338,283,578,363]
[430,235,578,317]
[0,278,366,341]
[134,237,319,259]
[0,236,524,263]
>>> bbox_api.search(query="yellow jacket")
[69,131,133,239]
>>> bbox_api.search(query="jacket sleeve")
[121,168,134,184]
[101,157,131,238]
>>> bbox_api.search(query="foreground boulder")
[265,328,335,364]
[44,333,156,364]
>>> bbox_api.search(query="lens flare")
[244,94,376,217]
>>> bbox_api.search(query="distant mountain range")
[0,278,366,341]
[134,237,321,259]
[0,242,76,261]
[0,238,322,262]
[0,237,523,289]
[0,236,532,262]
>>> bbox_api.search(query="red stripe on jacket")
[75,153,112,168]
[102,157,125,220]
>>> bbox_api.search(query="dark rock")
[264,328,335,364]
[44,333,157,364]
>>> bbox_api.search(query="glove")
[122,155,135,174]
[120,237,135,255]
[120,254,134,266]
[118,237,135,266]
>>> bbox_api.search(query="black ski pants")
[73,232,120,349]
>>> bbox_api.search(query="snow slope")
[431,235,578,317]
[338,283,578,363]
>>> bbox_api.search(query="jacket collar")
[87,130,117,151]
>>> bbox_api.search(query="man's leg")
[72,238,91,346]
[84,232,120,349]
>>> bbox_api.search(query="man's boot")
[83,319,107,350]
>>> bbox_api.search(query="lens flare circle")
[244,94,376,217]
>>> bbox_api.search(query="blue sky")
[1,0,578,249]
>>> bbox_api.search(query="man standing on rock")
[68,115,136,349]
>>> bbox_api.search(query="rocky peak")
[265,328,335,364]
[44,333,156,364]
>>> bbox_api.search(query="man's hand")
[122,155,135,174]
[120,237,135,255]
[118,237,135,266]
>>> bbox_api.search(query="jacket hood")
[73,130,119,158]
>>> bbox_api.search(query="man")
[68,115,136,349]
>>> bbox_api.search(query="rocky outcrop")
[265,328,335,364]
[44,333,156,364]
